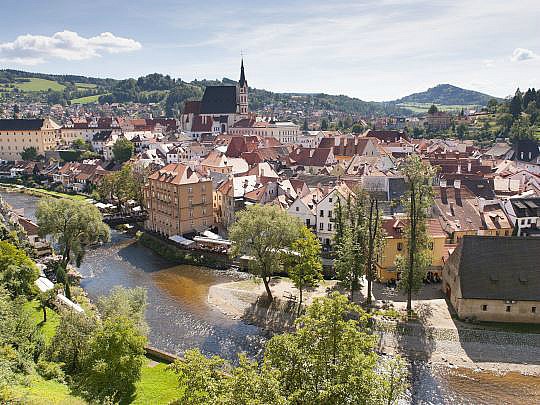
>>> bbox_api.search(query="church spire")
[239,58,247,87]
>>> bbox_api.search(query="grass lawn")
[11,376,87,405]
[129,360,181,404]
[14,78,65,92]
[75,82,97,89]
[71,94,104,104]
[23,299,60,343]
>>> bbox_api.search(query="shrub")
[36,360,65,383]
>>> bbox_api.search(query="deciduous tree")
[112,137,134,163]
[397,155,436,316]
[286,226,323,314]
[36,198,110,268]
[229,205,302,301]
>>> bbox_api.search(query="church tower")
[238,59,249,115]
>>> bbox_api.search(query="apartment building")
[0,118,60,160]
[144,163,213,237]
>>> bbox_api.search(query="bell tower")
[238,59,248,116]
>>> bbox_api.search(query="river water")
[2,190,540,405]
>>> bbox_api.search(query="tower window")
[506,305,511,312]
[481,304,487,311]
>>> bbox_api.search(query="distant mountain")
[394,84,499,106]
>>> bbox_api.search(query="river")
[2,190,540,405]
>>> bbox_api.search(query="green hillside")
[394,84,499,106]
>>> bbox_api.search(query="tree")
[456,122,468,140]
[509,117,535,145]
[81,316,146,402]
[96,286,148,335]
[334,226,363,301]
[112,137,134,163]
[229,205,302,301]
[36,198,110,268]
[264,293,408,404]
[510,88,523,118]
[351,123,364,133]
[286,226,323,314]
[97,163,144,207]
[496,113,513,135]
[320,118,329,130]
[38,288,57,323]
[20,147,38,161]
[487,98,499,112]
[428,104,438,114]
[171,293,408,405]
[398,155,436,316]
[0,241,38,298]
[365,198,385,307]
[48,310,98,374]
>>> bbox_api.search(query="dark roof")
[0,119,44,131]
[510,198,540,218]
[200,86,238,114]
[388,177,407,201]
[447,236,540,301]
[515,139,539,162]
[92,130,113,142]
[239,59,247,87]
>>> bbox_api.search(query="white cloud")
[511,47,539,62]
[0,30,142,65]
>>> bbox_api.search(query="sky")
[0,0,539,101]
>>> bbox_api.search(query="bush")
[36,360,65,383]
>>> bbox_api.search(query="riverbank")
[0,183,88,201]
[209,278,540,377]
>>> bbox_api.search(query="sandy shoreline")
[208,278,540,377]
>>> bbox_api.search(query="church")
[181,60,249,140]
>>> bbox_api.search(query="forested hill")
[0,69,406,116]
[393,84,499,106]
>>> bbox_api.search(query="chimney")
[478,197,485,213]
[457,164,461,174]
[309,149,315,157]
[454,179,461,189]
[440,179,447,188]
[467,161,472,173]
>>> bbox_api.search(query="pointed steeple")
[239,59,247,87]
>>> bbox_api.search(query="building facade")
[0,118,60,161]
[144,163,213,237]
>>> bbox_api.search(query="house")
[144,163,213,237]
[0,118,60,161]
[442,236,540,323]
[514,139,540,163]
[287,187,323,229]
[376,217,449,283]
[288,147,336,173]
[315,183,353,246]
[433,179,513,242]
[502,197,540,236]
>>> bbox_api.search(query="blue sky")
[1,0,539,101]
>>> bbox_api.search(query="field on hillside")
[13,78,65,92]
[398,102,480,113]
[75,82,97,89]
[71,94,104,104]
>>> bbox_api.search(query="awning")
[202,230,220,240]
[35,277,54,293]
[193,236,231,246]
[169,235,195,246]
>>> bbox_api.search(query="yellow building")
[0,118,60,161]
[376,217,450,283]
[144,163,213,237]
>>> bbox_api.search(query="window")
[482,304,488,311]
[296,206,299,212]
[428,241,434,250]
[188,186,193,194]
[533,307,537,314]
[329,197,333,203]
[328,210,333,219]
[319,223,324,230]
[397,242,403,251]
[328,223,332,231]
[306,219,310,226]
[320,210,324,217]
[506,305,511,312]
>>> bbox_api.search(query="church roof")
[239,59,247,87]
[200,86,238,114]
